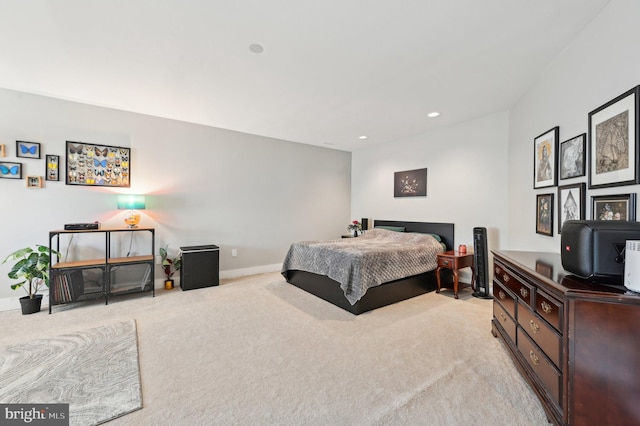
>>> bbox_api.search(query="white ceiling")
[0,0,611,151]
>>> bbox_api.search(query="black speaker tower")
[472,227,493,299]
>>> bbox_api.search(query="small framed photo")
[533,127,559,189]
[0,144,5,157]
[591,193,636,221]
[46,154,60,181]
[26,176,43,188]
[588,85,640,189]
[536,193,554,236]
[560,133,586,180]
[16,140,41,159]
[0,161,22,179]
[557,183,585,234]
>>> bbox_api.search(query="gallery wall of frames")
[534,85,640,236]
[0,140,130,188]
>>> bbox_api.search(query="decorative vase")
[19,294,43,315]
[164,279,174,290]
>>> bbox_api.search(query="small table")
[436,250,475,299]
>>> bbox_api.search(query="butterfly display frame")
[0,161,23,179]
[66,141,130,187]
[26,176,43,188]
[46,154,60,181]
[16,140,41,159]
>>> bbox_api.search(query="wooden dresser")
[491,250,640,426]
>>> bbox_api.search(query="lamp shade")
[117,194,146,210]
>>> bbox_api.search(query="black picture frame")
[65,141,130,187]
[591,193,636,221]
[536,193,554,236]
[0,161,22,179]
[559,133,586,180]
[16,140,41,159]
[46,154,60,181]
[394,168,427,197]
[557,183,585,234]
[588,85,640,189]
[533,127,559,189]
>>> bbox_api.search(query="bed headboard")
[373,220,455,251]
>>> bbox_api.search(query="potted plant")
[159,246,181,290]
[2,244,59,314]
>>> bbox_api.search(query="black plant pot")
[19,294,43,315]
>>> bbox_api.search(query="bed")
[281,220,454,314]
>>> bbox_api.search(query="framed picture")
[66,141,130,187]
[588,85,640,189]
[394,168,427,197]
[533,127,559,189]
[46,154,60,181]
[0,161,22,179]
[591,193,636,221]
[560,133,586,180]
[16,140,41,159]
[536,193,554,236]
[26,176,43,188]
[557,183,585,233]
[0,144,5,157]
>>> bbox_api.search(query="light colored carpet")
[0,320,141,426]
[0,273,550,425]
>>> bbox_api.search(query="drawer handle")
[541,301,552,314]
[498,290,506,300]
[442,260,449,266]
[520,287,529,298]
[503,274,510,282]
[529,320,540,334]
[499,313,507,322]
[495,266,501,274]
[529,350,539,366]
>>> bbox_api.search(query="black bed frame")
[284,220,455,315]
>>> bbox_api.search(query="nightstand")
[436,250,475,299]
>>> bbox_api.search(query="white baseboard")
[0,264,283,312]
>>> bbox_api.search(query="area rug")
[0,319,142,426]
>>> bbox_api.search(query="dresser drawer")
[494,263,533,308]
[517,328,562,407]
[494,301,516,343]
[535,290,563,332]
[518,306,562,369]
[493,280,516,318]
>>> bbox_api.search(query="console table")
[49,227,155,313]
[491,250,640,425]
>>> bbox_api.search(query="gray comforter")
[281,228,444,305]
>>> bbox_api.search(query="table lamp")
[117,194,146,228]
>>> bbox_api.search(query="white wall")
[508,0,640,251]
[352,111,509,256]
[0,88,351,308]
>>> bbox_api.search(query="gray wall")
[0,88,351,307]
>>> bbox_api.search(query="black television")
[561,220,640,281]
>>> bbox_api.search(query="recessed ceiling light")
[358,135,368,140]
[249,43,264,54]
[427,112,440,118]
